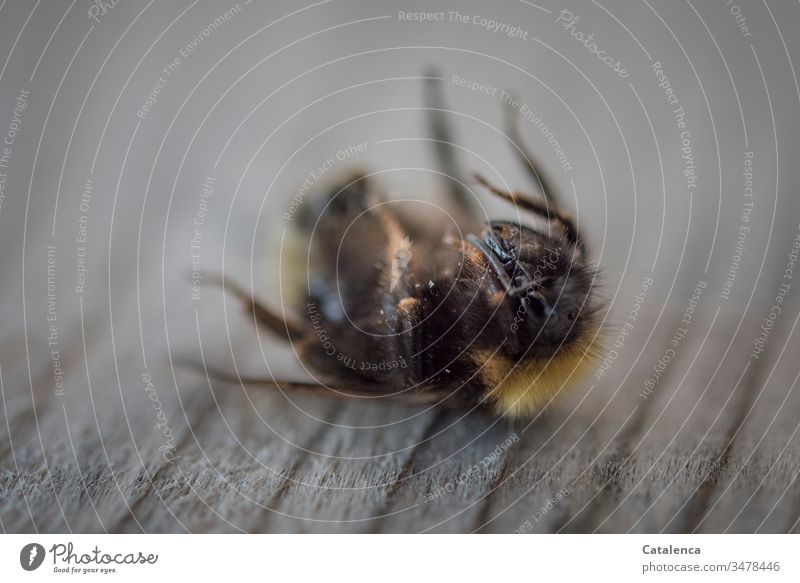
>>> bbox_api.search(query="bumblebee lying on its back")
[209,76,602,418]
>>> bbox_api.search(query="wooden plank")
[2,0,800,536]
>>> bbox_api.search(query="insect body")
[209,76,602,418]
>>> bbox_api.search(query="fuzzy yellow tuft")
[473,347,596,419]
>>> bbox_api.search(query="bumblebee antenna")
[473,174,584,252]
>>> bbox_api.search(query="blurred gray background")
[1,0,800,532]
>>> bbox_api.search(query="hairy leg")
[205,273,304,341]
[425,69,482,229]
[503,96,561,212]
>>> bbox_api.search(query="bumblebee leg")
[474,174,583,251]
[204,273,304,341]
[392,297,425,383]
[182,360,445,406]
[425,69,481,226]
[503,96,561,212]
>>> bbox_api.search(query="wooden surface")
[2,0,800,533]
[2,280,799,533]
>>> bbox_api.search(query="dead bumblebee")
[207,76,602,418]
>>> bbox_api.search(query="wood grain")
[1,0,800,534]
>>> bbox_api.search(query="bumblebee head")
[459,219,602,418]
[466,221,600,360]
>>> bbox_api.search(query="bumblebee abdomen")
[472,349,595,418]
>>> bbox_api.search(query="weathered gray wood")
[2,0,800,534]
